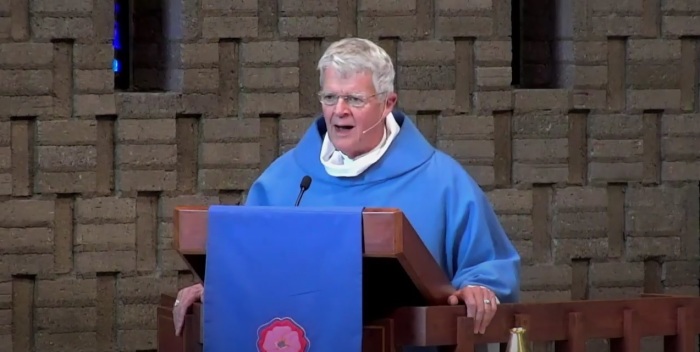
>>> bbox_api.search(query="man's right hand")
[172,283,204,336]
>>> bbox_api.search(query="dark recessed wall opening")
[512,0,570,88]
[113,0,180,92]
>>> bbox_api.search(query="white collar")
[319,112,400,177]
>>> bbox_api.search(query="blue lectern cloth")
[203,205,364,352]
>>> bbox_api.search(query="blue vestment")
[244,109,521,351]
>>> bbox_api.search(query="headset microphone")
[361,113,385,134]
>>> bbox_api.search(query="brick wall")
[0,0,698,351]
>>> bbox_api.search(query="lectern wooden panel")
[390,293,700,347]
[157,292,700,351]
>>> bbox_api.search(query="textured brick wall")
[0,0,698,351]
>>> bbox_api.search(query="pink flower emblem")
[257,317,309,352]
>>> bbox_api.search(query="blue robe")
[244,109,521,350]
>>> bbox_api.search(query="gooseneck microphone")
[294,175,312,206]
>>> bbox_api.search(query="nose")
[333,97,351,116]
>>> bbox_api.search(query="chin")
[331,140,352,152]
[329,132,353,144]
[328,138,353,154]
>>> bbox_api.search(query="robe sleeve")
[445,173,521,304]
[243,180,269,206]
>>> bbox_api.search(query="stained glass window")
[114,0,130,90]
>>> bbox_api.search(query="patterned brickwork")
[0,0,698,351]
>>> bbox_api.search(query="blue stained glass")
[113,1,123,72]
[114,29,121,50]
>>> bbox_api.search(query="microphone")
[361,100,389,134]
[294,175,312,206]
[361,113,385,134]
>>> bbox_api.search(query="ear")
[383,92,398,113]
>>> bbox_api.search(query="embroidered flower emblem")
[257,317,309,352]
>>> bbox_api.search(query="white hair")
[317,37,395,95]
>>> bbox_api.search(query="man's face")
[319,67,397,158]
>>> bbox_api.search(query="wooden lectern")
[157,206,456,352]
[157,205,700,352]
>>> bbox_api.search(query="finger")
[477,287,493,334]
[447,294,459,305]
[201,286,205,303]
[173,306,184,336]
[172,289,185,336]
[471,289,486,334]
[481,295,498,334]
[464,289,477,323]
[476,288,490,334]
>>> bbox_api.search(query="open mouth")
[333,124,354,131]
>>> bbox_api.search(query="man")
[173,37,520,347]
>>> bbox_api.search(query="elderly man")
[173,37,520,348]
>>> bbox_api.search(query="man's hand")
[172,283,205,336]
[447,285,498,334]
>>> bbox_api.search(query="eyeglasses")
[317,92,383,108]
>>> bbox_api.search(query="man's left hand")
[447,286,498,334]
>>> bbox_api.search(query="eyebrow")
[320,92,368,96]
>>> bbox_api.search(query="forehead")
[321,68,375,94]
